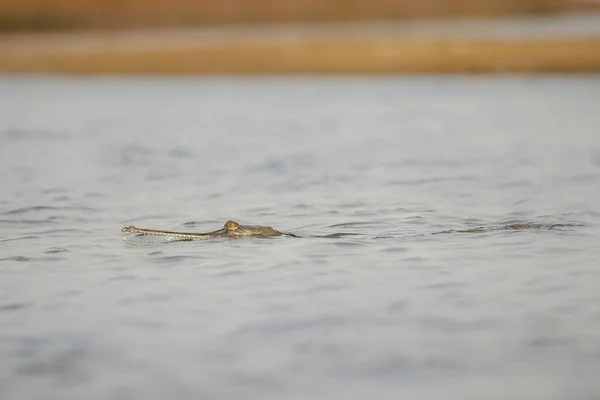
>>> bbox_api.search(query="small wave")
[5,206,61,215]
[44,247,69,254]
[326,221,384,229]
[0,303,32,311]
[107,275,138,281]
[34,228,92,236]
[181,221,217,227]
[0,256,30,262]
[5,205,96,215]
[151,255,208,263]
[0,235,39,243]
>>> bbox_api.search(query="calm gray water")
[1,76,600,399]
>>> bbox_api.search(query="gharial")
[122,220,357,241]
[121,220,579,242]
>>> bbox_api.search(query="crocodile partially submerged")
[122,220,357,241]
[122,220,581,242]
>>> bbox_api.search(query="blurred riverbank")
[1,13,600,74]
[0,0,573,32]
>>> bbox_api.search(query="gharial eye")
[226,221,239,230]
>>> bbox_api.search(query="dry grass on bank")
[2,37,600,74]
[0,0,570,31]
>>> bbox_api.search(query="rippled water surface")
[1,76,600,399]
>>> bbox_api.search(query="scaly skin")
[122,220,579,241]
[122,220,301,240]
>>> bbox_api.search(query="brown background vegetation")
[1,0,598,74]
[0,0,571,31]
[3,38,599,75]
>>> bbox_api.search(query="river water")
[1,76,600,399]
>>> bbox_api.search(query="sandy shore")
[2,14,600,74]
